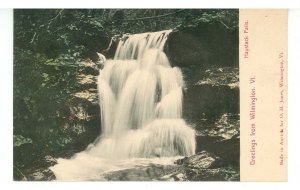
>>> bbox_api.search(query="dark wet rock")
[104,164,182,181]
[195,137,240,167]
[44,155,58,166]
[185,166,239,181]
[78,33,111,62]
[195,113,240,166]
[183,67,239,125]
[176,151,223,169]
[181,65,240,170]
[172,173,185,181]
[184,84,239,124]
[182,66,239,130]
[174,151,239,181]
[166,23,238,68]
[26,169,56,181]
[160,173,186,181]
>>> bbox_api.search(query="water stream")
[50,30,196,181]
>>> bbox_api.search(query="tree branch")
[13,165,27,180]
[30,32,37,44]
[219,20,230,30]
[47,9,64,29]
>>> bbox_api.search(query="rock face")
[174,151,239,181]
[55,59,101,151]
[26,169,56,181]
[183,67,239,123]
[103,164,182,181]
[166,23,238,68]
[176,151,223,169]
[179,65,240,182]
[182,67,240,170]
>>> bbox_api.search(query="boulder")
[175,151,239,181]
[183,67,239,124]
[103,164,182,181]
[185,167,239,181]
[166,23,238,68]
[195,113,240,166]
[26,169,56,181]
[176,151,223,169]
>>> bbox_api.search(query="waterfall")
[96,29,195,158]
[51,30,196,180]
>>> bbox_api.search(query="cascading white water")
[51,30,196,180]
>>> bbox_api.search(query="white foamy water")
[51,30,196,180]
[51,153,181,181]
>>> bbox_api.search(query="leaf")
[13,135,33,147]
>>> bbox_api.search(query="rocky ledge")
[170,151,239,181]
[102,151,239,181]
[182,66,240,177]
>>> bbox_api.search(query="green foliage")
[13,47,80,151]
[14,9,109,59]
[14,9,238,57]
[56,137,73,147]
[176,9,238,30]
[13,135,33,147]
[99,9,238,35]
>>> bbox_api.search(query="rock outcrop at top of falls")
[104,23,239,68]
